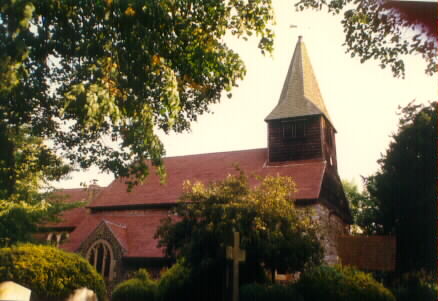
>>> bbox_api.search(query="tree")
[342,179,382,235]
[353,102,436,273]
[0,126,75,246]
[0,1,275,189]
[295,0,437,78]
[0,0,275,245]
[156,170,323,300]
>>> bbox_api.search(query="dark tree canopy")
[0,0,275,189]
[295,0,437,78]
[348,102,436,273]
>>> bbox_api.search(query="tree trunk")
[0,124,15,198]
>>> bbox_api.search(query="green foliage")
[112,279,156,301]
[342,179,381,234]
[157,261,192,301]
[157,262,190,300]
[297,265,395,301]
[157,170,322,274]
[344,102,436,273]
[240,283,303,301]
[0,126,71,200]
[0,200,47,246]
[112,269,157,301]
[390,270,437,301]
[156,170,322,300]
[363,102,436,273]
[0,0,275,255]
[0,0,275,188]
[132,268,155,282]
[295,0,436,77]
[0,125,77,246]
[0,244,106,301]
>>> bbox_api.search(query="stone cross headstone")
[226,232,246,301]
[0,281,31,301]
[65,288,97,301]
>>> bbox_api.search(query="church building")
[43,36,353,284]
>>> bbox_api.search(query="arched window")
[47,232,60,246]
[47,232,70,247]
[59,232,69,244]
[86,240,114,280]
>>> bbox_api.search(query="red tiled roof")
[90,148,326,208]
[43,186,104,229]
[44,188,89,229]
[54,188,89,202]
[61,210,168,258]
[105,220,128,251]
[61,215,100,251]
[61,149,328,259]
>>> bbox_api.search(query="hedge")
[240,283,303,301]
[391,270,437,301]
[112,269,157,301]
[157,262,192,301]
[0,243,106,301]
[296,265,395,301]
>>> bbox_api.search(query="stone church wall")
[310,203,349,264]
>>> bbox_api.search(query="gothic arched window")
[47,232,61,246]
[86,240,114,280]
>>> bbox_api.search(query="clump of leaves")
[112,268,157,301]
[295,0,437,77]
[0,0,275,189]
[0,244,106,301]
[296,265,395,301]
[156,169,323,294]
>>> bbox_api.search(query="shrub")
[132,268,155,282]
[157,262,192,301]
[240,283,303,301]
[391,270,437,301]
[0,243,106,301]
[112,268,156,301]
[296,265,395,301]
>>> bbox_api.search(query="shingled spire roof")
[265,36,333,126]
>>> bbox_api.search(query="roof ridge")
[55,187,87,192]
[162,148,267,159]
[103,219,127,229]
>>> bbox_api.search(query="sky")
[56,1,436,190]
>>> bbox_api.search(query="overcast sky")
[57,2,436,190]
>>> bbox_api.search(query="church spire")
[265,36,333,126]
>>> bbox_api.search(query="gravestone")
[0,281,31,301]
[65,288,97,301]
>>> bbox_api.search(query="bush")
[0,243,106,301]
[112,269,157,301]
[391,270,437,301]
[157,262,192,301]
[296,265,395,301]
[240,283,303,301]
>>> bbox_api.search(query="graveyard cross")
[226,232,246,301]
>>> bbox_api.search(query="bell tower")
[265,36,337,169]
